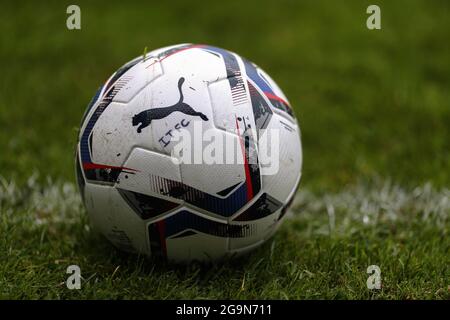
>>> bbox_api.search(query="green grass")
[0,177,448,299]
[0,0,449,299]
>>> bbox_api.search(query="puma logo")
[132,77,208,133]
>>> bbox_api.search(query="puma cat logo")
[132,77,208,133]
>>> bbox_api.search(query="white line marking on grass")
[1,176,448,231]
[291,180,449,233]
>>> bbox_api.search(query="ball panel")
[115,147,253,219]
[146,208,233,261]
[115,147,182,200]
[78,44,303,262]
[178,129,246,196]
[165,230,228,262]
[208,78,256,136]
[90,101,144,169]
[83,183,148,255]
[242,57,294,120]
[112,56,163,103]
[262,114,302,204]
[146,43,191,59]
[228,193,283,250]
[144,76,214,155]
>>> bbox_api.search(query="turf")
[0,0,449,299]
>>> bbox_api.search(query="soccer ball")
[76,44,302,262]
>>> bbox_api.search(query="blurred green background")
[1,0,449,191]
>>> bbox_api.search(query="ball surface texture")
[76,44,302,262]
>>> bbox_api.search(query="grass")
[0,0,449,299]
[0,177,448,299]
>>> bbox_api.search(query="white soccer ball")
[76,44,302,262]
